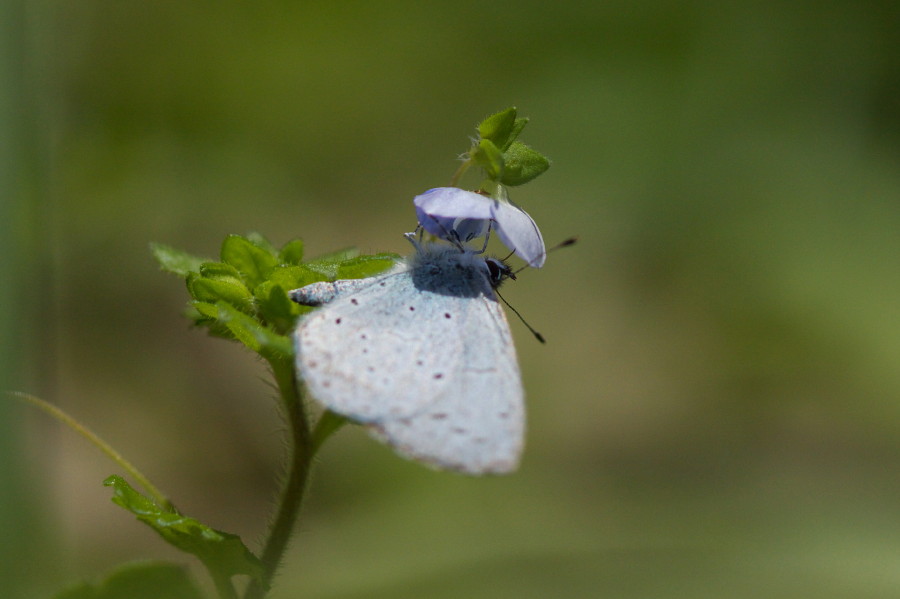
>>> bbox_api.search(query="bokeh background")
[3,1,900,597]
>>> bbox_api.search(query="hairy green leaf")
[198,261,242,279]
[471,138,505,180]
[104,476,264,582]
[215,303,292,356]
[305,247,360,279]
[335,253,400,280]
[278,239,305,265]
[254,283,301,335]
[150,243,207,277]
[506,117,529,150]
[245,232,278,255]
[221,235,277,288]
[186,273,254,312]
[500,141,550,186]
[477,107,518,150]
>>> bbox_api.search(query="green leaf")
[186,272,254,312]
[471,138,505,181]
[500,141,551,186]
[253,265,324,331]
[266,264,324,291]
[187,301,238,340]
[150,243,208,277]
[216,302,292,356]
[506,117,529,150]
[103,476,264,582]
[245,232,278,256]
[305,247,360,279]
[477,107,518,149]
[336,253,400,280]
[55,561,204,599]
[189,301,219,320]
[254,283,301,335]
[220,234,277,289]
[278,238,305,265]
[199,261,242,279]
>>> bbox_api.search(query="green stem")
[8,391,175,511]
[244,357,314,599]
[209,568,239,599]
[449,156,473,187]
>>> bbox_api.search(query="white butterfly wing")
[369,292,524,474]
[295,267,466,422]
[294,246,525,474]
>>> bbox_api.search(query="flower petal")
[413,188,492,241]
[492,200,546,267]
[412,187,546,267]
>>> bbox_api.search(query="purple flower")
[413,187,546,267]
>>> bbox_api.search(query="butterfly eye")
[485,258,515,288]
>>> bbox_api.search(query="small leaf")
[278,239,305,265]
[189,301,219,320]
[245,232,278,256]
[336,253,400,280]
[266,264,324,291]
[305,247,360,279]
[505,117,529,151]
[221,235,277,288]
[54,561,204,599]
[216,303,292,357]
[188,301,236,339]
[199,261,242,279]
[254,283,301,335]
[104,476,264,582]
[471,138,505,181]
[150,243,208,277]
[477,107,517,149]
[186,273,254,312]
[500,141,550,186]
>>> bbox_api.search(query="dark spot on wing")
[433,373,443,379]
[408,305,415,311]
[335,318,342,324]
[444,313,451,319]
[351,298,358,305]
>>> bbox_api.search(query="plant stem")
[210,569,239,599]
[244,357,314,599]
[449,156,472,187]
[9,391,175,511]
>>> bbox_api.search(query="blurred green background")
[4,1,900,597]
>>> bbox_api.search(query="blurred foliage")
[4,0,900,597]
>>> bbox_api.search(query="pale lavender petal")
[414,188,492,241]
[413,187,546,267]
[492,200,546,267]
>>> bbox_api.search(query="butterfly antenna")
[495,289,546,344]
[513,236,579,276]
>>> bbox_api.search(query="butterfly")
[291,237,525,474]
